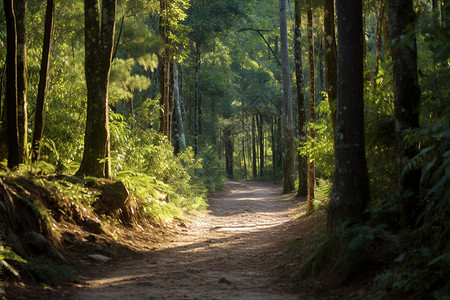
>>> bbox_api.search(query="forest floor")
[5,180,368,299]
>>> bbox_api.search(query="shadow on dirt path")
[69,180,311,299]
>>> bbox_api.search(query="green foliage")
[0,245,27,279]
[35,177,100,207]
[298,97,335,179]
[23,256,77,286]
[195,146,226,192]
[313,178,331,211]
[109,110,209,221]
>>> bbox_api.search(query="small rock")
[24,231,66,261]
[88,254,111,263]
[81,218,104,234]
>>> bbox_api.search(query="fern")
[25,255,77,286]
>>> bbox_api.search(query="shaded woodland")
[0,0,449,298]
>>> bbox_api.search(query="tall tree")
[252,115,257,177]
[14,0,27,163]
[279,0,295,193]
[224,126,234,179]
[327,0,369,233]
[3,0,20,169]
[194,42,200,155]
[388,0,421,228]
[77,0,116,178]
[324,0,337,136]
[159,0,172,140]
[294,0,308,197]
[173,63,186,152]
[258,113,264,176]
[306,0,315,211]
[32,0,55,162]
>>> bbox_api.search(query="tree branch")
[238,28,281,67]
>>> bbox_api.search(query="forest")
[0,0,449,298]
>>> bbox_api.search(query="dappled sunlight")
[74,181,304,300]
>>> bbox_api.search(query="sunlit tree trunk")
[389,0,421,229]
[4,0,20,169]
[32,0,55,162]
[306,0,315,211]
[279,0,295,193]
[159,0,171,139]
[174,63,186,152]
[328,0,369,234]
[294,0,307,197]
[324,0,337,137]
[77,0,116,178]
[15,0,27,164]
[194,42,200,155]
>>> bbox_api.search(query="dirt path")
[71,181,310,299]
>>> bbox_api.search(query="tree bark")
[241,110,247,179]
[388,0,421,229]
[252,115,257,178]
[294,0,307,197]
[32,0,55,162]
[224,126,233,179]
[194,42,200,155]
[14,0,27,164]
[279,0,295,193]
[327,0,369,234]
[159,0,171,140]
[258,114,264,176]
[4,0,20,169]
[324,0,337,137]
[174,63,186,152]
[77,0,116,178]
[307,0,315,211]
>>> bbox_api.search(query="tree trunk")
[388,0,422,229]
[168,60,175,140]
[242,112,247,179]
[271,116,276,174]
[432,0,440,29]
[327,0,369,234]
[252,115,257,178]
[14,0,27,164]
[4,0,20,169]
[277,115,283,174]
[174,63,186,152]
[0,59,8,161]
[77,0,116,178]
[258,114,264,176]
[159,0,171,140]
[294,0,307,197]
[224,126,233,179]
[306,0,315,211]
[32,0,55,162]
[324,0,337,137]
[372,0,386,94]
[279,0,295,193]
[194,42,200,155]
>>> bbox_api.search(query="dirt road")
[72,181,309,299]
